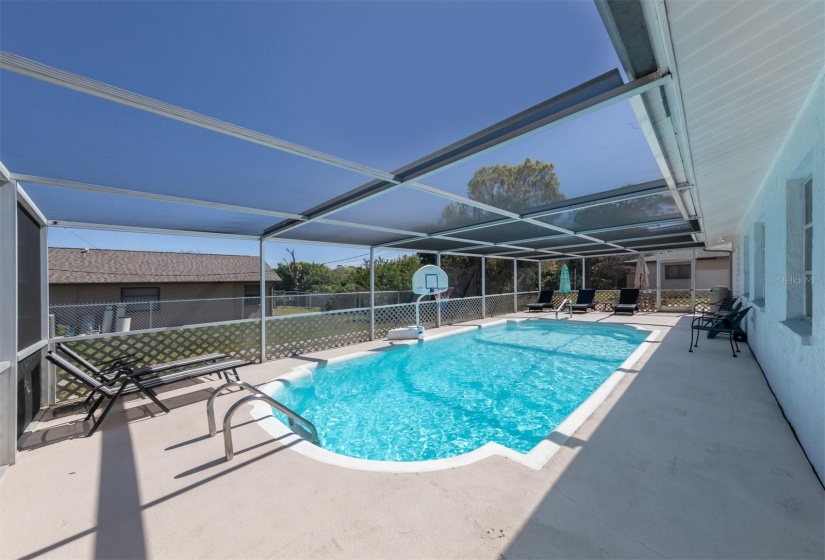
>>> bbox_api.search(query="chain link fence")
[49,290,419,336]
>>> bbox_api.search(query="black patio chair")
[694,295,738,317]
[527,290,555,312]
[570,289,597,313]
[46,352,248,436]
[689,306,752,358]
[612,289,640,314]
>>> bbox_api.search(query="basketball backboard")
[411,265,449,295]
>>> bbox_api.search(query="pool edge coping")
[248,318,660,473]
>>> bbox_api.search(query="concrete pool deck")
[1,312,823,559]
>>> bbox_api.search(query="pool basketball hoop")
[432,286,454,309]
[388,265,450,340]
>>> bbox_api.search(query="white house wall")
[625,258,730,290]
[737,77,824,481]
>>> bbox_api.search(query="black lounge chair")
[56,342,228,379]
[527,290,555,312]
[570,289,597,313]
[46,352,248,436]
[689,307,752,357]
[612,289,640,314]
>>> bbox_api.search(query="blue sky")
[0,1,658,266]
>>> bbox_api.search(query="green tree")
[587,256,630,289]
[347,255,428,291]
[442,158,566,223]
[274,249,338,292]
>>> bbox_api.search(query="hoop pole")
[259,238,266,363]
[369,247,375,341]
[481,256,486,318]
[513,259,518,312]
[436,253,442,328]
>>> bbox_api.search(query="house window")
[742,235,750,297]
[244,285,264,308]
[664,263,691,280]
[803,178,813,320]
[754,222,765,303]
[121,287,160,312]
[244,285,260,301]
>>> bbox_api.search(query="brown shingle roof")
[49,248,280,284]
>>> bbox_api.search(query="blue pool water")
[270,321,648,462]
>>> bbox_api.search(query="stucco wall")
[625,258,730,290]
[735,77,824,481]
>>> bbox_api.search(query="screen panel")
[21,182,280,237]
[17,204,42,351]
[619,235,696,248]
[456,220,566,244]
[419,100,664,215]
[274,222,404,247]
[537,192,683,233]
[0,73,371,216]
[323,187,500,235]
[598,221,695,242]
[390,238,476,252]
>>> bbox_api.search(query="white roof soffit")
[598,0,825,249]
[595,0,702,246]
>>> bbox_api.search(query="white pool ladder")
[206,380,320,461]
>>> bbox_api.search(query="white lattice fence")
[516,291,540,310]
[551,291,579,309]
[374,302,437,338]
[486,293,515,317]
[660,289,692,310]
[694,290,711,312]
[266,308,370,359]
[592,290,619,310]
[55,319,260,402]
[441,296,483,325]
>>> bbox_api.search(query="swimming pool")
[256,319,654,470]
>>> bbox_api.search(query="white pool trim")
[249,318,659,472]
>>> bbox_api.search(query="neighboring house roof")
[623,249,730,264]
[49,248,281,284]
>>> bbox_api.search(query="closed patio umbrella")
[634,253,650,289]
[559,263,571,294]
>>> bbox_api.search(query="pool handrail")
[554,298,573,320]
[206,380,319,460]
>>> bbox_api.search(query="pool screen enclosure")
[0,51,703,259]
[0,2,713,468]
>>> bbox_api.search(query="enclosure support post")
[513,259,518,312]
[41,219,53,407]
[690,248,697,312]
[259,238,267,363]
[369,247,375,341]
[655,253,662,311]
[0,181,18,467]
[538,261,542,292]
[481,256,486,318]
[436,253,442,328]
[581,257,586,289]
